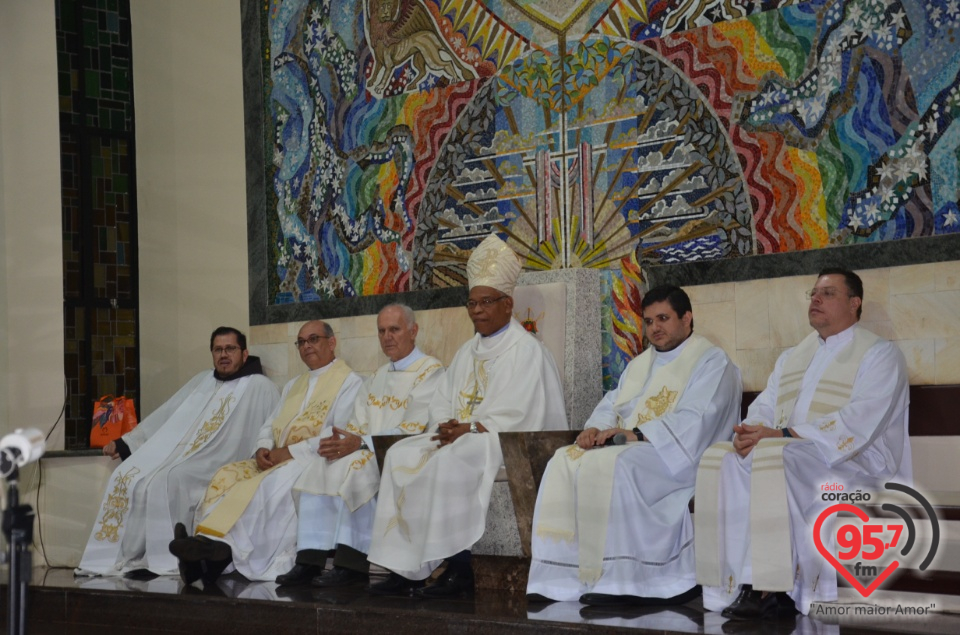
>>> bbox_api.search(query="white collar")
[391,347,425,371]
[652,334,692,365]
[818,323,858,349]
[308,359,336,377]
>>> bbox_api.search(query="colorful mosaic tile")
[259,0,960,385]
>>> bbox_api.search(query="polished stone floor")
[5,567,960,634]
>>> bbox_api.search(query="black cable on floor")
[35,375,69,567]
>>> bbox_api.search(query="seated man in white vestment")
[77,327,280,579]
[273,303,444,588]
[168,320,363,585]
[367,234,567,598]
[695,268,911,619]
[526,285,742,607]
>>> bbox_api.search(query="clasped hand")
[431,419,483,447]
[732,423,784,457]
[319,426,362,461]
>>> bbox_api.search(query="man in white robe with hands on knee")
[169,320,363,585]
[77,327,279,579]
[273,304,445,588]
[367,234,567,598]
[695,268,911,619]
[526,285,741,607]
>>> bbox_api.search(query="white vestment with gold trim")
[697,324,911,615]
[294,352,445,555]
[368,319,566,580]
[527,336,741,601]
[193,361,362,581]
[77,371,279,576]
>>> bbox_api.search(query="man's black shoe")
[169,535,231,585]
[368,572,425,597]
[580,604,703,623]
[580,585,700,607]
[721,587,769,620]
[415,566,475,599]
[201,555,232,585]
[276,563,326,587]
[123,568,159,581]
[722,587,796,620]
[579,593,634,607]
[312,566,369,588]
[169,535,232,564]
[525,593,556,605]
[722,613,798,634]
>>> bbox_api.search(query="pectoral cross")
[458,380,483,420]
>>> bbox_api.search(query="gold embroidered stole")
[359,356,443,436]
[196,360,353,537]
[536,335,714,583]
[296,356,444,512]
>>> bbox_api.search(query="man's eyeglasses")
[212,346,242,356]
[295,334,331,349]
[805,287,851,300]
[465,296,508,310]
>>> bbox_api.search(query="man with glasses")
[367,234,566,598]
[274,304,445,588]
[170,320,362,586]
[695,268,911,619]
[78,327,280,579]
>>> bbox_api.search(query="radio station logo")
[813,482,939,598]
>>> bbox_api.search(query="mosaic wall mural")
[261,0,960,385]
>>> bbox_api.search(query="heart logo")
[813,503,900,597]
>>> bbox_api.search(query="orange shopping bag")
[89,395,138,448]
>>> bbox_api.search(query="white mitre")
[467,234,522,296]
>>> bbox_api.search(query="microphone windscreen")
[612,432,627,446]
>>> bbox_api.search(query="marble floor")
[5,567,960,634]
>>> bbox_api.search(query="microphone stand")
[2,465,34,635]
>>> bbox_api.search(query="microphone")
[0,428,46,478]
[603,432,627,447]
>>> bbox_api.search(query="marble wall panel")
[685,281,735,306]
[415,307,475,366]
[692,300,736,359]
[248,342,289,390]
[765,276,812,349]
[337,336,381,376]
[857,267,890,308]
[894,339,937,385]
[249,322,288,345]
[889,264,936,296]
[337,313,378,340]
[250,261,960,395]
[935,338,960,384]
[936,261,960,291]
[890,290,960,341]
[737,348,787,393]
[734,279,771,350]
[856,319,897,341]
